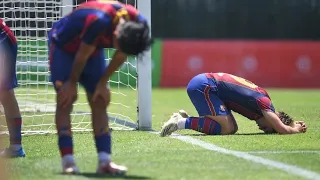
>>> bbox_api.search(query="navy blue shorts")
[48,33,106,93]
[186,73,230,116]
[0,35,18,90]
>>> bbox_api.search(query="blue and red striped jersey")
[0,18,17,46]
[50,0,147,54]
[206,72,275,120]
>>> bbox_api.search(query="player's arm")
[261,110,304,134]
[69,43,96,83]
[98,50,127,85]
[68,16,110,84]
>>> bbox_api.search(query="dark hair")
[117,21,153,56]
[278,111,294,126]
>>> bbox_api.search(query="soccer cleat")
[96,161,128,175]
[178,109,190,118]
[62,161,80,175]
[160,113,181,137]
[0,147,25,158]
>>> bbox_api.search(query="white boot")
[62,155,80,174]
[178,109,190,118]
[160,113,184,137]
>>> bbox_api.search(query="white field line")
[247,150,320,154]
[149,132,320,180]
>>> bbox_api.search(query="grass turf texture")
[1,88,320,180]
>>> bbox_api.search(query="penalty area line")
[149,132,320,180]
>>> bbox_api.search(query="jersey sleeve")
[81,14,112,45]
[256,96,275,113]
[125,4,147,23]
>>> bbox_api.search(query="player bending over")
[160,72,307,137]
[0,19,25,158]
[48,1,152,175]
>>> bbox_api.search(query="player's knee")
[56,98,74,110]
[87,94,108,111]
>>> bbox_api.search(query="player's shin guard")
[95,129,111,162]
[185,117,222,135]
[57,127,73,157]
[7,117,22,145]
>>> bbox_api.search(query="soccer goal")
[0,0,152,135]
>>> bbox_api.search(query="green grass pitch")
[2,88,320,180]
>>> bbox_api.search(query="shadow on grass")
[61,173,152,179]
[233,132,268,136]
[181,132,267,136]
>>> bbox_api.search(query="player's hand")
[57,81,78,108]
[92,82,110,104]
[294,122,307,133]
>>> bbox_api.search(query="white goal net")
[0,0,151,135]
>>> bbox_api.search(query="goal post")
[0,0,152,135]
[137,0,152,130]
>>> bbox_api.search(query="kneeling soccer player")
[48,1,152,175]
[0,19,25,158]
[160,72,307,136]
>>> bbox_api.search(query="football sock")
[185,117,222,135]
[7,117,22,146]
[57,127,73,157]
[95,129,111,162]
[62,154,75,165]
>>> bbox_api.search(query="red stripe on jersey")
[191,117,199,131]
[257,96,272,111]
[124,4,139,20]
[208,73,263,92]
[0,19,17,45]
[80,14,99,38]
[76,1,116,15]
[202,118,212,134]
[204,85,216,116]
[76,1,139,23]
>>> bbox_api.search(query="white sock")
[177,118,187,130]
[62,154,75,166]
[10,144,22,151]
[98,152,111,163]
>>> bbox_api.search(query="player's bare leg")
[86,92,127,175]
[161,111,237,136]
[0,89,25,158]
[55,94,79,174]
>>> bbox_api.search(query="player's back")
[206,72,273,120]
[50,1,142,53]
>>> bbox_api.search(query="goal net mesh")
[0,0,138,135]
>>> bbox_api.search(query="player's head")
[277,111,295,127]
[114,18,153,56]
[256,111,295,134]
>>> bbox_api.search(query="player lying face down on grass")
[48,0,152,175]
[160,72,307,137]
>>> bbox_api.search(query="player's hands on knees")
[57,81,78,108]
[294,121,307,133]
[92,82,110,105]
